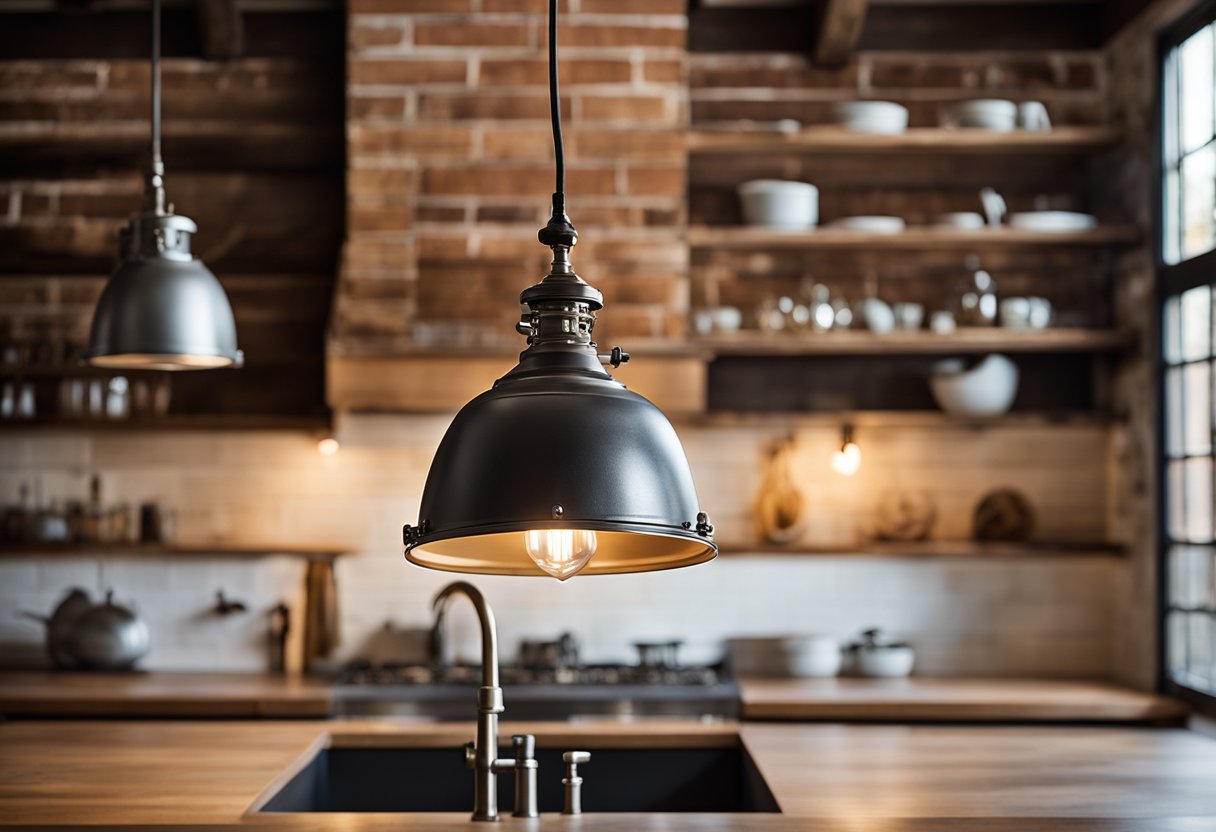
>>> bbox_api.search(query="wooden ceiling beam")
[813,0,869,65]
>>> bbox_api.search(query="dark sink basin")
[258,744,780,814]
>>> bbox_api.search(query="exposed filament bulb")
[524,528,597,580]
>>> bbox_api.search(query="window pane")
[1186,456,1214,541]
[1180,24,1215,154]
[1181,144,1216,260]
[1165,295,1183,364]
[1169,609,1189,678]
[1167,366,1186,456]
[1170,545,1216,608]
[1186,361,1213,454]
[1169,459,1188,540]
[1188,612,1214,682]
[1181,285,1211,360]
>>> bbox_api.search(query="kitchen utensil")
[861,297,896,334]
[979,187,1007,227]
[929,354,1020,416]
[974,488,1035,541]
[1018,101,1051,131]
[738,180,819,231]
[726,635,842,678]
[68,590,151,670]
[634,639,683,669]
[932,212,985,230]
[941,99,1018,131]
[20,587,93,668]
[1007,210,1098,232]
[874,490,936,542]
[825,216,906,234]
[846,628,915,677]
[832,100,909,135]
[756,436,805,543]
[893,302,925,330]
[930,310,957,334]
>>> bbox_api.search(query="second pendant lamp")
[86,0,241,372]
[403,0,717,580]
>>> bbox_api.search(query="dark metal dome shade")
[87,214,242,371]
[404,316,716,577]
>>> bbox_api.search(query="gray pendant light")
[402,0,716,580]
[86,0,241,371]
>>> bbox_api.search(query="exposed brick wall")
[332,1,691,354]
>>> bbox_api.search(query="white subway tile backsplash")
[0,416,1124,676]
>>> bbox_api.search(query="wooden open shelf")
[677,410,1115,428]
[697,328,1131,356]
[717,540,1126,558]
[688,126,1123,155]
[0,415,329,431]
[688,225,1141,250]
[0,542,350,559]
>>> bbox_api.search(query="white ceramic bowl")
[738,180,819,231]
[942,99,1018,131]
[929,354,1020,417]
[726,635,842,678]
[826,216,905,234]
[1007,211,1097,232]
[932,212,985,230]
[832,101,909,135]
[855,646,915,677]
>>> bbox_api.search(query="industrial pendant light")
[86,0,241,371]
[403,0,716,580]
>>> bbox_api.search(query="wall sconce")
[831,425,861,477]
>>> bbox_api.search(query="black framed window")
[1160,0,1216,711]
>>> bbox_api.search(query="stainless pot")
[22,588,150,670]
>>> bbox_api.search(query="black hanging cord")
[151,0,162,171]
[538,0,577,250]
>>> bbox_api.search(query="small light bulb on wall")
[831,425,861,476]
[317,437,340,456]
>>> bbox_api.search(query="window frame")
[1157,0,1216,716]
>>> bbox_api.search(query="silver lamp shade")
[87,214,242,371]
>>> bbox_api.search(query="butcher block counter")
[0,672,1187,723]
[2,719,1216,831]
[738,677,1189,723]
[0,672,332,718]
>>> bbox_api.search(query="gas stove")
[332,660,738,721]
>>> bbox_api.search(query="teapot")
[22,588,150,670]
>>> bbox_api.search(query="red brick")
[419,93,569,121]
[350,59,468,86]
[690,59,856,90]
[569,129,684,160]
[349,0,469,11]
[348,168,416,198]
[482,127,554,160]
[479,58,633,87]
[580,0,686,12]
[414,22,532,48]
[0,64,100,91]
[349,125,476,158]
[422,165,615,197]
[482,0,571,11]
[417,205,468,223]
[350,95,407,120]
[350,22,407,50]
[642,59,685,83]
[622,166,684,197]
[344,239,416,270]
[349,202,414,232]
[579,95,667,122]
[557,24,684,49]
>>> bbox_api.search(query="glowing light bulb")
[317,437,340,456]
[524,528,597,580]
[831,441,861,477]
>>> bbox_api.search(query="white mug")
[1018,101,1051,132]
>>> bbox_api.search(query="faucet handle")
[512,733,536,761]
[463,740,476,769]
[562,751,591,815]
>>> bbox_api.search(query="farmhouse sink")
[258,743,780,814]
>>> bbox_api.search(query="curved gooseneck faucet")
[432,581,537,821]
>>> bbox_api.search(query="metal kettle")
[22,588,150,670]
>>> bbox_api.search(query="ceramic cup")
[1018,101,1052,132]
[893,302,925,331]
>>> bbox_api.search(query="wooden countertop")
[0,673,1187,724]
[2,719,1216,830]
[738,677,1189,723]
[0,672,333,718]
